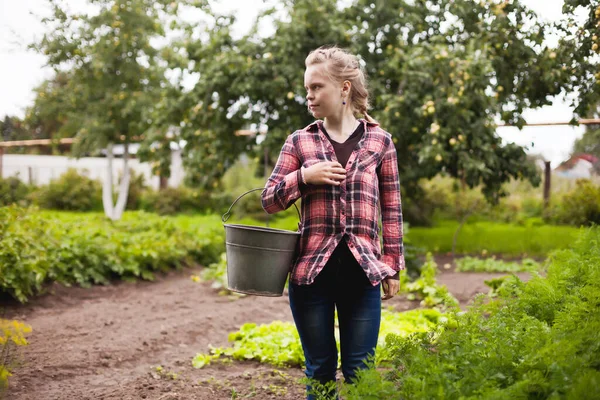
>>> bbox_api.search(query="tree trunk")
[159,175,168,190]
[113,141,130,220]
[102,142,130,221]
[102,142,115,219]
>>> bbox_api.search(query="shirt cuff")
[297,168,309,195]
[382,254,405,272]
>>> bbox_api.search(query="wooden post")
[28,166,34,185]
[0,147,3,179]
[159,175,168,190]
[543,161,551,209]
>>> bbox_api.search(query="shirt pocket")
[357,149,382,173]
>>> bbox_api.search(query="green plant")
[402,255,459,310]
[193,321,304,369]
[139,186,225,215]
[0,207,225,302]
[140,187,188,215]
[0,319,31,392]
[455,256,541,273]
[0,176,31,207]
[552,179,600,226]
[29,168,102,211]
[348,227,600,398]
[192,308,446,370]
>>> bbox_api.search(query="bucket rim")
[223,223,300,235]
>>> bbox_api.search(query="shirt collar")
[306,118,379,132]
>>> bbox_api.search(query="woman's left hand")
[381,277,399,300]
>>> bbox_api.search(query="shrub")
[29,168,102,211]
[139,186,231,215]
[0,176,31,206]
[140,187,187,215]
[552,179,600,226]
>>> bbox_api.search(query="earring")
[342,100,346,105]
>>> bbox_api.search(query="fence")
[1,151,185,190]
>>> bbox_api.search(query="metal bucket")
[221,188,301,297]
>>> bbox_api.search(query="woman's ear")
[342,80,351,96]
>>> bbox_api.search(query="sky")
[0,0,588,167]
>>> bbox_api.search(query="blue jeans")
[289,239,381,400]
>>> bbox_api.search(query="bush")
[0,176,31,207]
[29,168,102,211]
[139,186,233,215]
[140,187,187,215]
[551,179,600,226]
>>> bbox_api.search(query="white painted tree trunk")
[102,143,115,219]
[102,142,130,221]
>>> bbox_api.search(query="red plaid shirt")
[261,119,405,286]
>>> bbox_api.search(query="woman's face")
[304,63,343,119]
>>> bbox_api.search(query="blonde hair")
[305,45,377,123]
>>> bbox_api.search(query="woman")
[261,45,404,399]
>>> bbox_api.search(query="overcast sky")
[0,0,587,166]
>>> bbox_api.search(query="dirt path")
[1,258,530,400]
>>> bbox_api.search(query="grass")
[407,220,580,257]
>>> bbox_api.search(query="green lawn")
[407,220,580,257]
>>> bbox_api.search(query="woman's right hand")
[303,161,346,186]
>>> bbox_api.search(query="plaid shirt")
[261,119,405,286]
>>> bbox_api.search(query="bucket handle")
[221,187,302,228]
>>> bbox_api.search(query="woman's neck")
[323,112,359,140]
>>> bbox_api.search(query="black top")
[320,121,365,168]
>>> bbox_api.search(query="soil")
[1,256,531,400]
